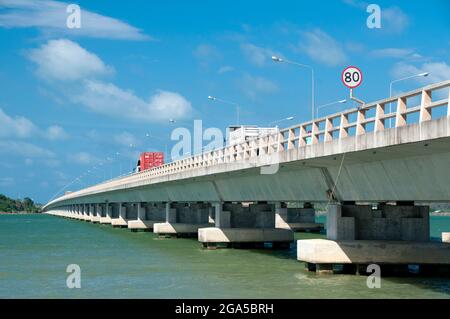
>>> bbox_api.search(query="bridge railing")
[49,80,450,203]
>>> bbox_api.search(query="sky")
[0,0,449,203]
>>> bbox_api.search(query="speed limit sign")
[342,66,362,88]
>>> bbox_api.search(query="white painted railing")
[47,80,450,205]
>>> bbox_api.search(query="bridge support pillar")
[298,203,450,275]
[153,202,212,238]
[91,203,100,223]
[100,203,112,224]
[275,202,324,232]
[128,203,165,232]
[198,202,294,249]
[111,202,128,228]
[81,204,88,221]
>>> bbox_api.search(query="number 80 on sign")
[342,66,362,89]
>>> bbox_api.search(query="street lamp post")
[208,96,240,125]
[389,72,429,126]
[272,56,315,122]
[316,99,347,118]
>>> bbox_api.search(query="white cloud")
[239,74,279,99]
[0,108,38,138]
[0,108,68,141]
[0,0,149,40]
[28,39,193,123]
[69,152,98,165]
[114,131,137,147]
[74,80,193,122]
[371,48,422,60]
[45,125,68,140]
[392,62,450,84]
[297,29,347,66]
[24,158,33,166]
[240,43,278,67]
[382,6,409,34]
[217,65,234,74]
[0,140,54,158]
[28,39,113,81]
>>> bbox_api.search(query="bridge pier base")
[298,203,450,275]
[91,204,100,223]
[153,203,212,238]
[198,202,294,249]
[275,202,324,232]
[128,203,165,232]
[111,203,128,228]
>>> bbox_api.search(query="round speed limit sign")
[342,66,362,88]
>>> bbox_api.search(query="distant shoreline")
[0,211,39,215]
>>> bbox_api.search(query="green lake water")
[0,214,449,298]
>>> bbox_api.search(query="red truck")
[136,152,164,172]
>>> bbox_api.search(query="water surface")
[0,214,449,298]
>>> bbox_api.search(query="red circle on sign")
[341,66,363,89]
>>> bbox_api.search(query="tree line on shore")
[0,194,41,213]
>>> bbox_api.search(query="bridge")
[44,80,450,274]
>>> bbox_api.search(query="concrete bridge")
[44,80,450,274]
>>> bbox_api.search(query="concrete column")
[208,205,215,224]
[106,203,111,218]
[165,202,177,223]
[214,202,230,228]
[119,203,126,220]
[96,204,101,217]
[137,203,145,220]
[326,203,430,241]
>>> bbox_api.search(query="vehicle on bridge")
[136,152,164,173]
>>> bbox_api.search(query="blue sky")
[0,0,449,203]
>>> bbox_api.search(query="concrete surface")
[297,239,450,264]
[443,232,450,243]
[127,219,159,230]
[153,222,211,235]
[198,227,294,243]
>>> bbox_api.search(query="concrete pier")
[128,203,165,231]
[91,204,100,223]
[153,203,211,237]
[275,202,324,232]
[99,203,112,224]
[198,202,294,248]
[297,203,450,274]
[111,203,128,227]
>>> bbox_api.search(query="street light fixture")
[389,72,429,126]
[269,116,295,127]
[272,55,315,123]
[389,72,429,97]
[208,95,240,125]
[316,99,347,118]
